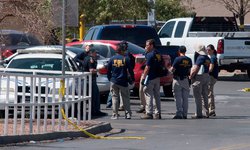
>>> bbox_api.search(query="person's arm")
[189,65,200,79]
[209,57,215,73]
[107,59,112,81]
[126,57,135,81]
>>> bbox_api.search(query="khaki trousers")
[173,78,190,117]
[110,82,131,115]
[143,77,161,115]
[208,76,217,113]
[192,73,210,117]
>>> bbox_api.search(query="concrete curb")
[0,122,112,145]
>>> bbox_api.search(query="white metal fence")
[0,68,92,136]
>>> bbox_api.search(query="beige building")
[183,0,250,25]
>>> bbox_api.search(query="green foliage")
[155,0,191,21]
[79,0,149,25]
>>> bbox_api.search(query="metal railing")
[0,68,92,136]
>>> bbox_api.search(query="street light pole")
[62,0,66,77]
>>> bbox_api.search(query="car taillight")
[217,39,224,54]
[2,49,14,59]
[98,67,108,74]
[121,25,135,28]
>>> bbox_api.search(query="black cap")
[117,41,128,52]
[179,46,186,53]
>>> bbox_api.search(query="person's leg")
[208,76,217,115]
[110,82,120,119]
[106,92,112,108]
[119,85,131,119]
[182,88,190,118]
[173,79,183,118]
[137,75,146,113]
[201,74,210,117]
[143,80,154,115]
[181,79,190,118]
[91,80,100,114]
[153,78,161,119]
[192,76,203,117]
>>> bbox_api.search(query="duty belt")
[174,76,188,80]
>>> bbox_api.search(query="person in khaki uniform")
[190,44,211,119]
[171,46,192,119]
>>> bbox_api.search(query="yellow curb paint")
[61,109,145,140]
[242,88,250,92]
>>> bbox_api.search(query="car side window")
[92,28,100,39]
[68,57,79,71]
[84,28,95,40]
[92,44,109,58]
[174,21,186,38]
[159,21,176,38]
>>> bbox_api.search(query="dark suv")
[84,24,161,48]
[0,30,41,60]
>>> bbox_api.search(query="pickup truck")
[158,16,250,78]
[84,24,178,97]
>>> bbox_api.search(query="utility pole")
[147,0,156,27]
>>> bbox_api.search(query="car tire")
[163,84,173,97]
[247,70,250,78]
[131,88,139,97]
[0,110,4,118]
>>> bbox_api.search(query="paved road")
[2,72,250,150]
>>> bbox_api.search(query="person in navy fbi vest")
[190,44,211,119]
[107,41,135,119]
[171,46,192,119]
[140,39,162,120]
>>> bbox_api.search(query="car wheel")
[0,110,4,118]
[247,70,250,78]
[131,88,139,96]
[100,93,109,104]
[163,84,173,97]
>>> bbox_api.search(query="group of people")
[75,39,219,120]
[107,39,164,119]
[171,44,218,119]
[106,39,219,120]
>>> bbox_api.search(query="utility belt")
[173,76,188,80]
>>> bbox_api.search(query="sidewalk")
[0,120,112,145]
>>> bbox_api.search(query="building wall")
[183,0,250,24]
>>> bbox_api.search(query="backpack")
[154,52,168,77]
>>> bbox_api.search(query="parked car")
[2,45,111,101]
[66,40,178,97]
[0,46,80,116]
[0,30,41,60]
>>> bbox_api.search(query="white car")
[0,46,80,114]
[0,45,109,115]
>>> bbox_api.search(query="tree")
[212,0,250,31]
[79,0,149,25]
[155,0,193,21]
[0,0,55,43]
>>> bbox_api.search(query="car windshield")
[7,58,70,71]
[0,33,41,46]
[100,27,161,47]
